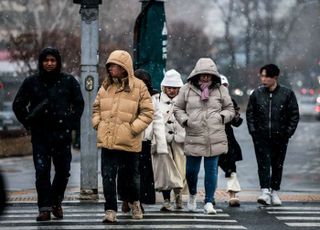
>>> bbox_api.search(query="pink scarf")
[199,81,211,101]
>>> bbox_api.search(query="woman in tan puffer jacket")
[174,57,235,214]
[92,50,153,223]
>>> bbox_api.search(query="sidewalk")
[7,187,320,203]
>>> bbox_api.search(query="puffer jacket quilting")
[92,50,154,152]
[174,83,235,157]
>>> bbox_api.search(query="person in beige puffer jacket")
[174,57,235,214]
[92,50,154,223]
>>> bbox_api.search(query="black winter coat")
[13,73,84,143]
[246,84,299,139]
[218,99,243,176]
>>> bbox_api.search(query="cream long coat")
[92,50,154,153]
[152,93,186,191]
[144,93,168,155]
[159,93,186,143]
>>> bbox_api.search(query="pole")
[76,1,100,200]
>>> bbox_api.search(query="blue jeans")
[186,155,219,204]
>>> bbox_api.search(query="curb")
[7,188,320,203]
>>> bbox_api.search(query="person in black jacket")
[12,47,84,221]
[0,170,6,215]
[246,64,299,206]
[218,75,242,207]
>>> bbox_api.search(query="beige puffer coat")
[174,58,235,157]
[92,50,154,152]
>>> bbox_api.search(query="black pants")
[0,170,6,215]
[118,141,155,204]
[32,141,71,212]
[101,148,140,212]
[218,154,236,178]
[252,136,289,191]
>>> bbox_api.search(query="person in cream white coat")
[156,69,187,211]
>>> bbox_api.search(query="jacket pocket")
[114,122,135,148]
[97,121,107,144]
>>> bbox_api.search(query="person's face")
[108,63,126,78]
[260,69,277,89]
[164,86,180,98]
[42,54,57,72]
[199,74,212,83]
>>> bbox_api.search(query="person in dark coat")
[12,47,84,221]
[218,75,243,207]
[246,64,299,206]
[117,69,168,212]
[0,170,6,215]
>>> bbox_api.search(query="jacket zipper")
[204,101,210,155]
[269,93,272,138]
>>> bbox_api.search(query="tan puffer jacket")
[92,50,154,152]
[174,58,235,157]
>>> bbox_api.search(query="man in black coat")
[246,64,299,206]
[13,47,84,221]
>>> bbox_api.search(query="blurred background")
[0,0,319,146]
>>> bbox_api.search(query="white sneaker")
[203,202,217,214]
[257,188,271,205]
[187,195,197,212]
[271,190,282,206]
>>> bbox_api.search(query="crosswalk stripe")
[268,211,320,214]
[264,206,320,210]
[286,223,320,227]
[0,225,248,230]
[276,216,320,220]
[0,218,238,223]
[2,213,230,218]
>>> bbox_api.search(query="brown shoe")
[229,197,240,207]
[36,211,51,221]
[122,200,131,213]
[52,205,63,219]
[130,201,143,219]
[102,210,117,223]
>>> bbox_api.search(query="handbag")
[152,153,183,191]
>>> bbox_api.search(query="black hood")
[38,47,62,78]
